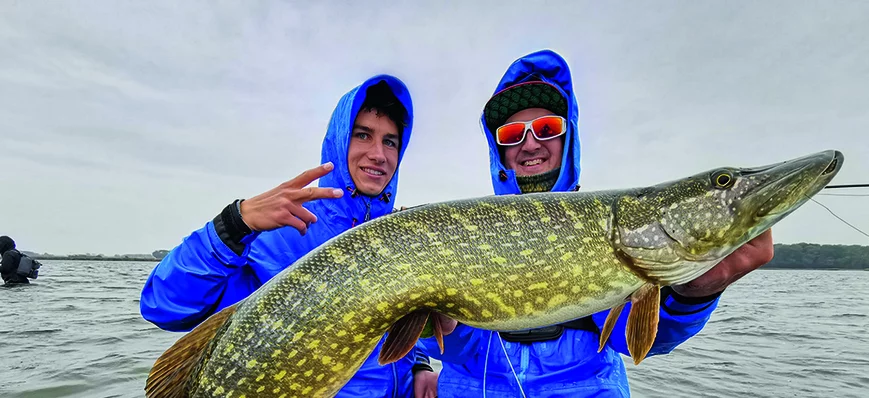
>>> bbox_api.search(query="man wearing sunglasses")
[421,50,774,397]
[140,76,438,397]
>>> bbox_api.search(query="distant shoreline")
[762,266,869,271]
[25,243,869,270]
[29,260,868,271]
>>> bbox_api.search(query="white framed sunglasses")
[495,115,567,146]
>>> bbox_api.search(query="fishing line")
[817,193,869,197]
[810,198,869,239]
[824,184,869,189]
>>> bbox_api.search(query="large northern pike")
[146,150,843,398]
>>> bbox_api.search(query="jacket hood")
[0,236,15,254]
[313,75,414,227]
[480,49,582,195]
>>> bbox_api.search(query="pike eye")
[712,170,734,189]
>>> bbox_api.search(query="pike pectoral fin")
[145,303,237,398]
[598,302,626,352]
[626,283,660,365]
[380,310,448,365]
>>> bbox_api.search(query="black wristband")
[411,363,434,374]
[663,285,723,305]
[213,199,254,255]
[660,286,722,316]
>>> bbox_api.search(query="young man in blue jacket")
[421,50,775,397]
[140,75,437,397]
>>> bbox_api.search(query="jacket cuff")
[660,286,721,316]
[412,345,434,374]
[412,363,434,374]
[212,199,260,256]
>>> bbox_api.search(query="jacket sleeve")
[411,343,434,374]
[140,200,262,332]
[592,286,721,358]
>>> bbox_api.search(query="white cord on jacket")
[483,331,492,398]
[498,332,528,398]
[482,331,528,398]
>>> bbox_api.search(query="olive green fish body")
[147,150,844,398]
[189,193,645,397]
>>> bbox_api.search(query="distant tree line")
[24,249,172,262]
[152,250,170,259]
[764,243,869,270]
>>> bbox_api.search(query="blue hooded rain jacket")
[419,50,721,397]
[141,75,426,397]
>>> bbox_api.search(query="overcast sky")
[1,1,867,255]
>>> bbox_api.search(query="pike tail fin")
[145,304,237,398]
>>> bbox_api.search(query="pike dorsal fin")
[598,301,626,352]
[145,304,237,398]
[626,283,660,365]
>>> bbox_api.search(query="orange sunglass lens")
[496,123,526,145]
[530,116,565,139]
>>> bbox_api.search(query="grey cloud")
[1,0,866,254]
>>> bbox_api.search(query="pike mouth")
[755,151,843,217]
[822,155,840,176]
[755,169,803,217]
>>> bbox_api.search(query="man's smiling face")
[501,107,565,176]
[347,109,400,196]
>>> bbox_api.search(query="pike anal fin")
[598,302,626,353]
[626,283,661,365]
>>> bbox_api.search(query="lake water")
[1,261,866,397]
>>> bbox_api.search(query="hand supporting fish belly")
[146,150,844,398]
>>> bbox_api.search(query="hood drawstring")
[498,170,508,182]
[380,192,392,203]
[344,186,360,228]
[344,186,376,226]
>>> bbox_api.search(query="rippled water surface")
[625,269,869,398]
[0,261,176,398]
[1,261,866,397]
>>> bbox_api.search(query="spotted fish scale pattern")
[188,192,645,397]
[167,149,843,398]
